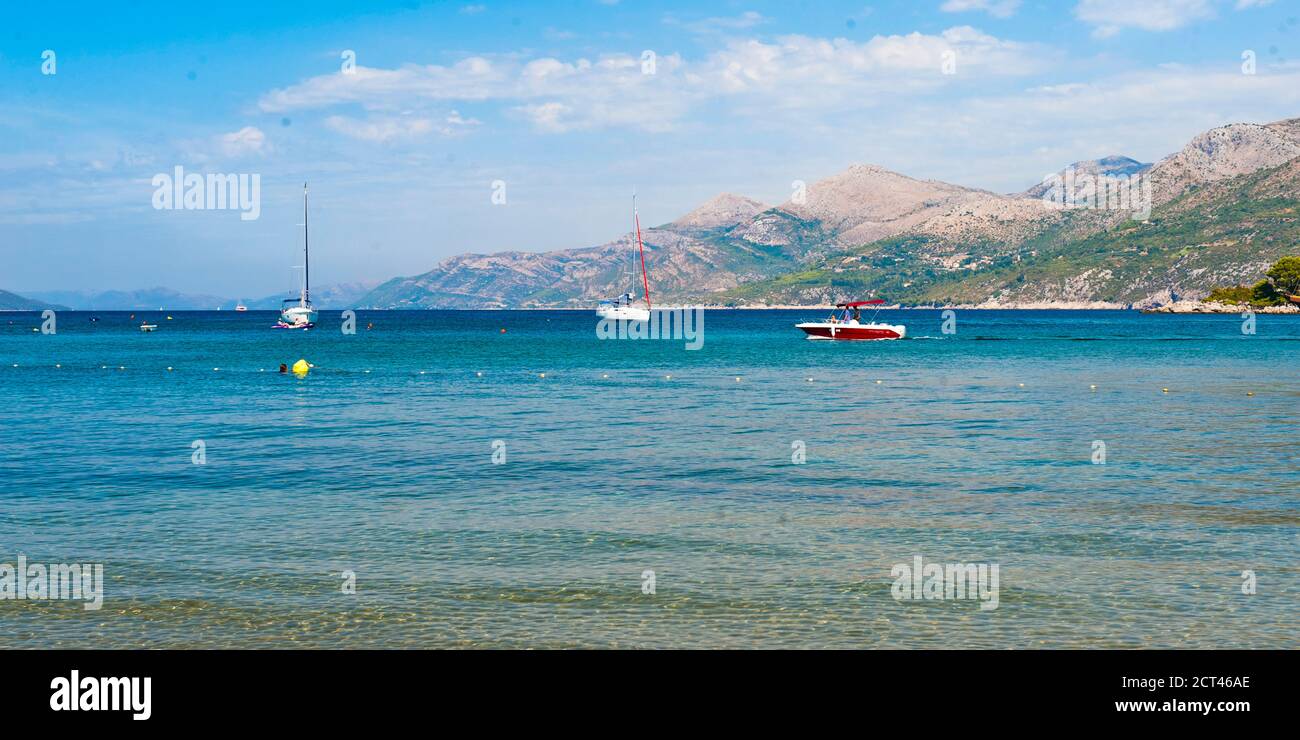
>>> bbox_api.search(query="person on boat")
[851,306,861,323]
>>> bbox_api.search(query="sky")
[2,0,1299,297]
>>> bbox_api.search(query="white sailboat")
[596,195,652,322]
[276,183,319,329]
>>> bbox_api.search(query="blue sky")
[2,0,1298,297]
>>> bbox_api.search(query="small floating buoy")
[166,316,173,320]
[419,370,426,375]
[476,371,483,377]
[1246,391,1254,396]
[364,369,371,374]
[55,364,60,368]
[875,380,882,384]
[602,373,609,379]
[213,367,220,372]
[500,328,506,334]
[167,366,173,372]
[539,372,546,378]
[259,368,265,372]
[1162,388,1169,393]
[1090,384,1097,390]
[118,366,125,371]
[735,376,741,382]
[292,359,309,375]
[1018,383,1025,388]
[806,377,814,382]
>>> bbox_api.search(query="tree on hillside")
[1265,256,1300,296]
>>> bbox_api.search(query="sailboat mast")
[634,196,651,310]
[302,182,310,307]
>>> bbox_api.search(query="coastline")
[10,302,1298,313]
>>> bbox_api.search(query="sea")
[1,309,1296,648]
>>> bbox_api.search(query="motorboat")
[795,300,905,340]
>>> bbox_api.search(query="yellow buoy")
[1246,391,1254,397]
[1162,388,1169,393]
[292,359,310,375]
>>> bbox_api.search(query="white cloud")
[665,11,769,35]
[892,61,1300,190]
[257,28,1045,133]
[216,126,267,157]
[940,0,1022,19]
[325,112,479,141]
[460,4,486,14]
[1234,0,1274,8]
[1074,0,1214,38]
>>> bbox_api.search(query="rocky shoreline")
[1139,300,1299,314]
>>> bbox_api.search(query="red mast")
[634,197,651,310]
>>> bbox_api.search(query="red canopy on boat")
[836,300,886,307]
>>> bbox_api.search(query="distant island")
[0,282,379,312]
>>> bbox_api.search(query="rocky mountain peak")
[671,192,768,230]
[1020,155,1152,200]
[1151,119,1300,202]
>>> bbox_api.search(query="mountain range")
[0,289,66,312]
[6,117,1298,310]
[7,282,380,311]
[358,116,1300,309]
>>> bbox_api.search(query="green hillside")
[717,160,1300,306]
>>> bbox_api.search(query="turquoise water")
[1,309,1296,648]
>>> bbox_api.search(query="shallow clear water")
[1,309,1296,648]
